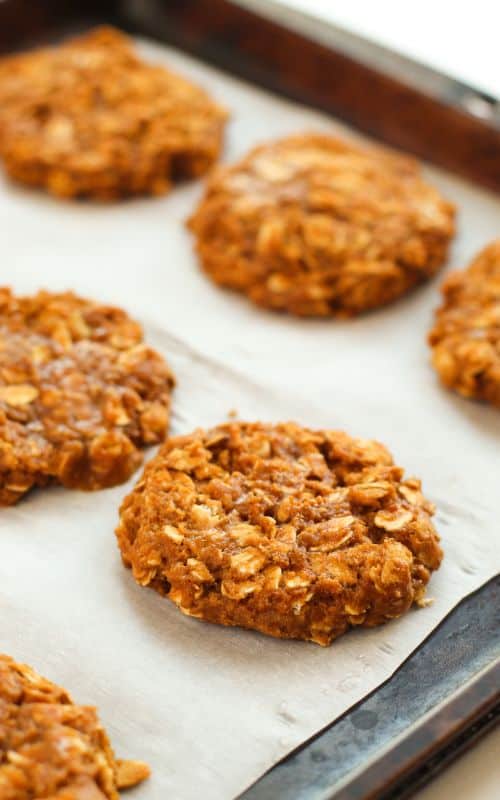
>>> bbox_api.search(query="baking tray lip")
[239,575,500,800]
[234,0,500,117]
[116,0,500,194]
[0,4,499,798]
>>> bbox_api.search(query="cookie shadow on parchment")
[112,550,427,681]
[435,390,500,438]
[113,556,324,672]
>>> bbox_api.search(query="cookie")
[0,288,174,505]
[116,421,442,645]
[189,133,455,316]
[0,27,227,200]
[429,241,500,407]
[0,653,149,799]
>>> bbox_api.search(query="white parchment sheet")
[1,36,500,800]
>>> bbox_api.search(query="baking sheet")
[1,35,499,800]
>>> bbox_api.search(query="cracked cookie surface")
[0,288,174,505]
[0,26,227,200]
[429,240,500,407]
[188,133,455,316]
[0,654,149,800]
[116,421,442,645]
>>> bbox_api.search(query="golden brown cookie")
[429,241,500,407]
[0,653,150,799]
[116,421,442,645]
[0,288,174,505]
[188,133,455,316]
[0,27,227,200]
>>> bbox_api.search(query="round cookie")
[0,27,227,200]
[116,421,442,645]
[429,240,500,407]
[189,133,455,316]
[0,653,149,799]
[0,288,174,505]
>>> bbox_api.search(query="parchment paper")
[1,37,499,800]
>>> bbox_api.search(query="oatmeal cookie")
[0,288,174,505]
[0,653,149,799]
[429,241,500,407]
[116,421,442,645]
[0,26,227,199]
[188,133,455,316]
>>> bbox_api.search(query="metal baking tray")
[1,1,499,798]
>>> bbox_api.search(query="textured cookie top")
[0,27,227,199]
[0,288,174,505]
[0,654,149,800]
[117,422,442,645]
[189,134,455,316]
[429,241,500,407]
